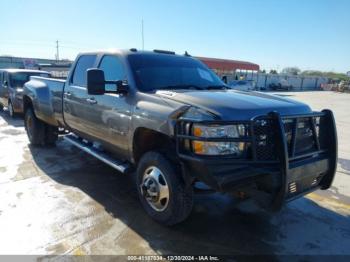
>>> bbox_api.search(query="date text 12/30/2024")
[127,256,220,261]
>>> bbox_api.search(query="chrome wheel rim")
[140,166,169,212]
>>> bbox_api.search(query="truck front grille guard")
[175,110,337,209]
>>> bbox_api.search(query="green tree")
[282,67,301,75]
[302,70,349,82]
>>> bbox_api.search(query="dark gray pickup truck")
[23,49,337,225]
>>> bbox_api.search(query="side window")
[99,56,126,91]
[71,55,96,87]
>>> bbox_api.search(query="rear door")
[63,55,97,134]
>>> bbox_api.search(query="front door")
[88,55,132,158]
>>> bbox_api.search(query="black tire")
[24,108,46,146]
[45,124,58,146]
[0,104,3,111]
[24,108,58,146]
[8,100,15,118]
[136,151,193,226]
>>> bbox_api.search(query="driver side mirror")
[87,68,105,95]
[3,81,8,88]
[87,68,129,95]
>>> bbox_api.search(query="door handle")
[86,98,97,104]
[64,92,72,97]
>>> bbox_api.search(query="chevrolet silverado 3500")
[23,49,337,225]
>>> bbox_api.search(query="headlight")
[193,124,245,138]
[192,124,246,156]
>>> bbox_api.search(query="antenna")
[141,19,144,50]
[55,40,59,62]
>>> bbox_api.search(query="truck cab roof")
[76,48,181,58]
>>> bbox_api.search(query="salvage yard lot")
[0,91,349,256]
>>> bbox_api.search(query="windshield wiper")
[205,85,228,90]
[158,84,205,90]
[157,84,228,91]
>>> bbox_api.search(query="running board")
[63,134,131,174]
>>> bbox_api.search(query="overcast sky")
[0,0,349,72]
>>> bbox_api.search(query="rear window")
[72,55,97,87]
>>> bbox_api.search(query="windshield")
[9,72,50,87]
[127,53,224,92]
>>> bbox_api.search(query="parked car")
[0,69,51,117]
[23,49,337,225]
[269,79,293,91]
[229,80,255,91]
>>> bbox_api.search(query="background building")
[196,56,328,90]
[0,56,72,79]
[196,56,260,81]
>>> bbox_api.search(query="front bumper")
[175,110,337,210]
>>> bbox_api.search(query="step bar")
[63,134,131,174]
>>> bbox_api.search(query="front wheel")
[136,151,193,226]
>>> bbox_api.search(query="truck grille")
[253,119,277,160]
[253,115,324,161]
[283,117,318,156]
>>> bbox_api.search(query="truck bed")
[24,76,65,126]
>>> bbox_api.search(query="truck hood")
[156,90,312,120]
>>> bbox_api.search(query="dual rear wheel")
[24,107,58,146]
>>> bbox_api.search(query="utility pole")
[55,40,59,62]
[141,19,144,50]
